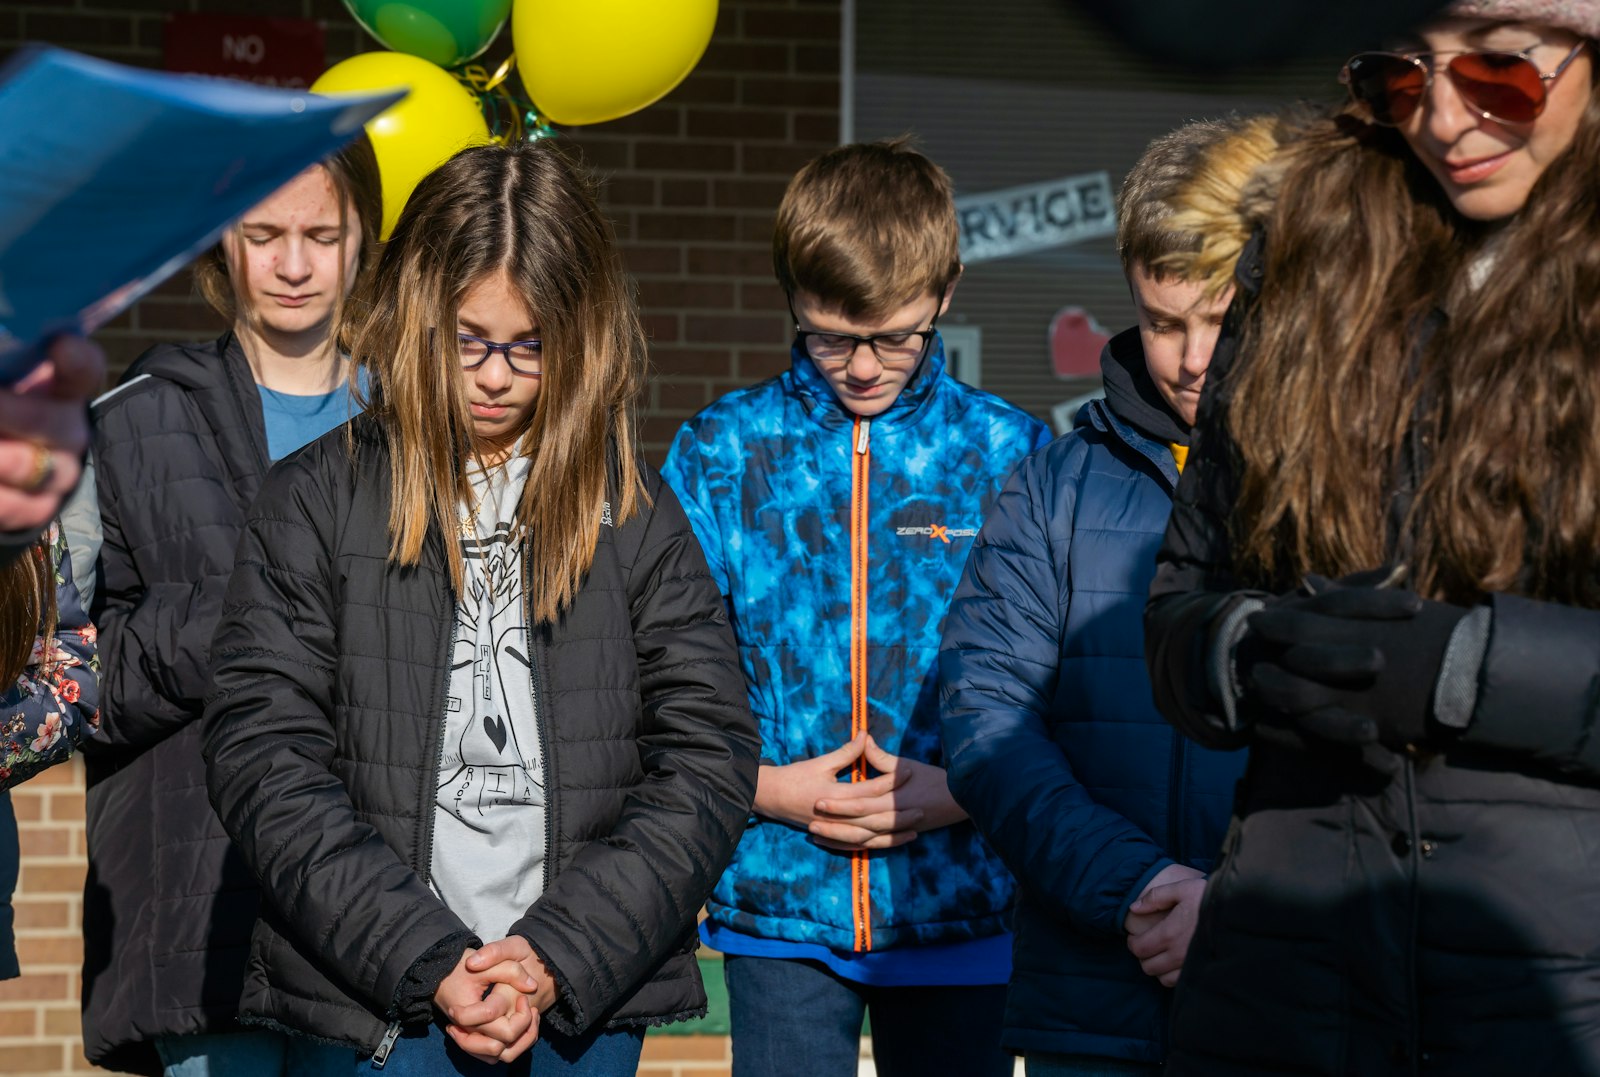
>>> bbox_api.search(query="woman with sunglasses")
[1143,3,1600,1073]
[201,139,758,1075]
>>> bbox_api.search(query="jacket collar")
[788,333,949,432]
[123,330,274,480]
[214,330,275,474]
[1076,395,1182,490]
[118,329,247,393]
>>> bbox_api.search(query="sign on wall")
[955,172,1116,265]
[164,14,326,89]
[941,324,982,387]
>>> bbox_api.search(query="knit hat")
[1444,0,1600,39]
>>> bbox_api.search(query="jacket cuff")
[1116,857,1175,935]
[1205,593,1268,731]
[389,929,480,1023]
[1433,605,1491,730]
[511,930,585,1038]
[748,760,781,828]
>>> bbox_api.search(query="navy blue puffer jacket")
[939,335,1246,1062]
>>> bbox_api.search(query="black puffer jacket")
[82,333,272,1075]
[1145,238,1600,1073]
[201,416,759,1057]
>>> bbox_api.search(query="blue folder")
[0,45,403,382]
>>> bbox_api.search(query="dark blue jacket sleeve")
[939,445,1171,940]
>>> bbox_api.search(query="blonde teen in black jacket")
[202,140,758,1076]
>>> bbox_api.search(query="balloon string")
[485,55,515,92]
[453,57,556,144]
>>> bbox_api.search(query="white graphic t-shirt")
[430,454,546,938]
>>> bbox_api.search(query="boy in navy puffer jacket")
[938,119,1253,1076]
[663,139,1048,1077]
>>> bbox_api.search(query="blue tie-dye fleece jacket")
[662,338,1050,954]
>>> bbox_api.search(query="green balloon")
[343,0,513,68]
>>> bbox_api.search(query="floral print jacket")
[0,524,99,790]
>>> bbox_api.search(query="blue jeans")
[155,1030,353,1076]
[723,954,1011,1077]
[1026,1055,1162,1076]
[355,1019,644,1076]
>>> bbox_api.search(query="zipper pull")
[855,417,871,455]
[371,1020,403,1068]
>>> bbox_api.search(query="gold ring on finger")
[23,445,54,493]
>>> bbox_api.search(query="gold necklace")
[459,468,488,540]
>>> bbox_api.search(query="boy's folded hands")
[1124,864,1208,988]
[756,731,970,853]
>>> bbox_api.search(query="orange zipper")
[850,415,872,953]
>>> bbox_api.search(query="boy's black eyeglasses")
[1341,40,1588,127]
[458,332,542,376]
[792,310,940,366]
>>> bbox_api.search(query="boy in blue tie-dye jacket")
[662,139,1048,1077]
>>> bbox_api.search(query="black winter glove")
[1240,571,1477,749]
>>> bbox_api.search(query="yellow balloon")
[312,52,491,239]
[514,0,718,126]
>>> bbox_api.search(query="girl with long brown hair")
[82,136,383,1077]
[202,140,758,1076]
[0,525,97,986]
[1144,3,1600,1073]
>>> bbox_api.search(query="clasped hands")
[754,731,968,852]
[1124,863,1207,987]
[432,936,558,1064]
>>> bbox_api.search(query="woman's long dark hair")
[348,140,648,623]
[0,539,55,686]
[1223,74,1600,607]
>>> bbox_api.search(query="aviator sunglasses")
[1340,39,1588,126]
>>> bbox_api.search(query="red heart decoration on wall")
[1049,307,1111,379]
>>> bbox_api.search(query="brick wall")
[1,1,839,1074]
[2,761,87,1076]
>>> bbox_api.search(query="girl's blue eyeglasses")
[458,332,542,376]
